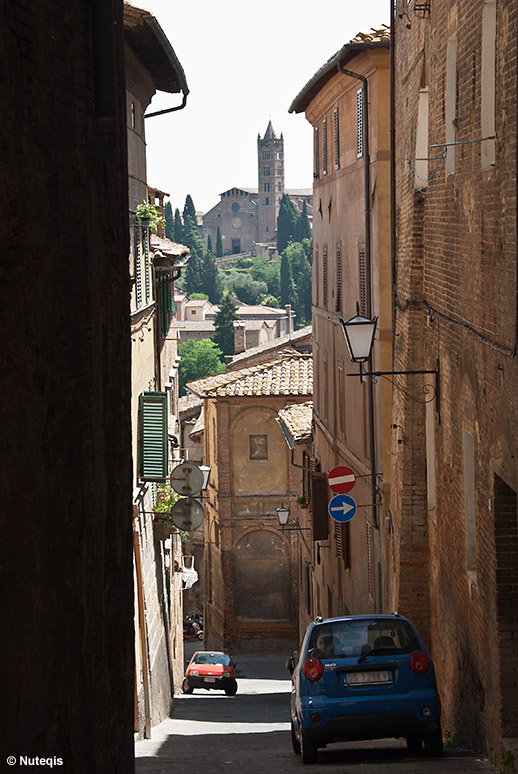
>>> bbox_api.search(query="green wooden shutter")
[138,391,168,481]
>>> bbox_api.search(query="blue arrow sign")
[328,493,357,523]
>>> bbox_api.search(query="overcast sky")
[138,0,390,214]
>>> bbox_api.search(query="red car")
[182,651,238,696]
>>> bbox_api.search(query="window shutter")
[322,117,327,175]
[336,243,342,312]
[310,470,329,541]
[334,107,340,170]
[359,247,367,316]
[138,391,168,481]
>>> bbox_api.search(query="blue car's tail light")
[310,713,322,724]
[303,657,324,681]
[410,650,429,674]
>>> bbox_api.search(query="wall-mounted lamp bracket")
[347,360,440,424]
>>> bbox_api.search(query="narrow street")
[135,646,498,774]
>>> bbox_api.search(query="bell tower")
[257,121,284,244]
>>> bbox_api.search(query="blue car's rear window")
[307,619,421,659]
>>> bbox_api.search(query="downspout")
[336,60,379,536]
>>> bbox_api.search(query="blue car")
[287,614,442,764]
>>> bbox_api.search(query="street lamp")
[276,506,290,527]
[339,304,440,421]
[339,304,378,370]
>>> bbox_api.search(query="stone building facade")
[2,1,134,769]
[289,30,392,618]
[392,0,517,762]
[186,356,312,653]
[125,2,190,738]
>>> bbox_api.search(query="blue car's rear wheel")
[291,720,301,755]
[406,735,422,754]
[423,725,443,757]
[301,733,318,764]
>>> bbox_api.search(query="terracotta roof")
[277,401,313,445]
[124,3,189,95]
[178,393,203,418]
[150,233,190,261]
[186,355,312,398]
[289,25,390,114]
[189,407,205,438]
[229,325,312,368]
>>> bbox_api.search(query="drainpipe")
[336,60,379,535]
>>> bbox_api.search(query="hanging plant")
[135,200,166,232]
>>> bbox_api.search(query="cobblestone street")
[135,651,498,773]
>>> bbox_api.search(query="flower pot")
[153,520,174,540]
[137,217,153,229]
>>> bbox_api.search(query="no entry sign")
[328,465,356,494]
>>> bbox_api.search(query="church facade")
[201,122,312,256]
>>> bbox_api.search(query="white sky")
[140,1,390,214]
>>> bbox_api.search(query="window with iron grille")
[314,126,319,178]
[323,245,328,309]
[322,117,327,175]
[135,229,142,309]
[356,88,364,158]
[336,243,342,312]
[334,107,340,169]
[359,246,367,315]
[144,229,150,304]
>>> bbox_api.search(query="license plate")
[346,670,390,685]
[204,677,216,683]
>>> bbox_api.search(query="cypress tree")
[295,200,312,242]
[280,250,295,308]
[164,201,174,240]
[213,290,238,356]
[202,248,223,304]
[207,234,213,253]
[277,194,299,253]
[183,194,196,224]
[173,208,183,243]
[216,226,223,257]
[183,250,203,295]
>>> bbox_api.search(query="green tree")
[202,248,223,304]
[280,250,295,308]
[183,250,202,295]
[249,255,281,299]
[183,194,196,224]
[213,290,238,357]
[182,214,205,261]
[295,199,312,242]
[207,234,213,253]
[277,193,299,253]
[216,227,223,257]
[164,201,174,240]
[178,339,225,396]
[173,208,183,243]
[295,252,312,326]
[222,272,267,305]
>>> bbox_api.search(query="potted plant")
[135,200,166,232]
[152,484,189,542]
[297,496,308,509]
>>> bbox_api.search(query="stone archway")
[234,529,290,621]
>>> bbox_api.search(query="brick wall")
[393,0,517,760]
[1,1,134,770]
